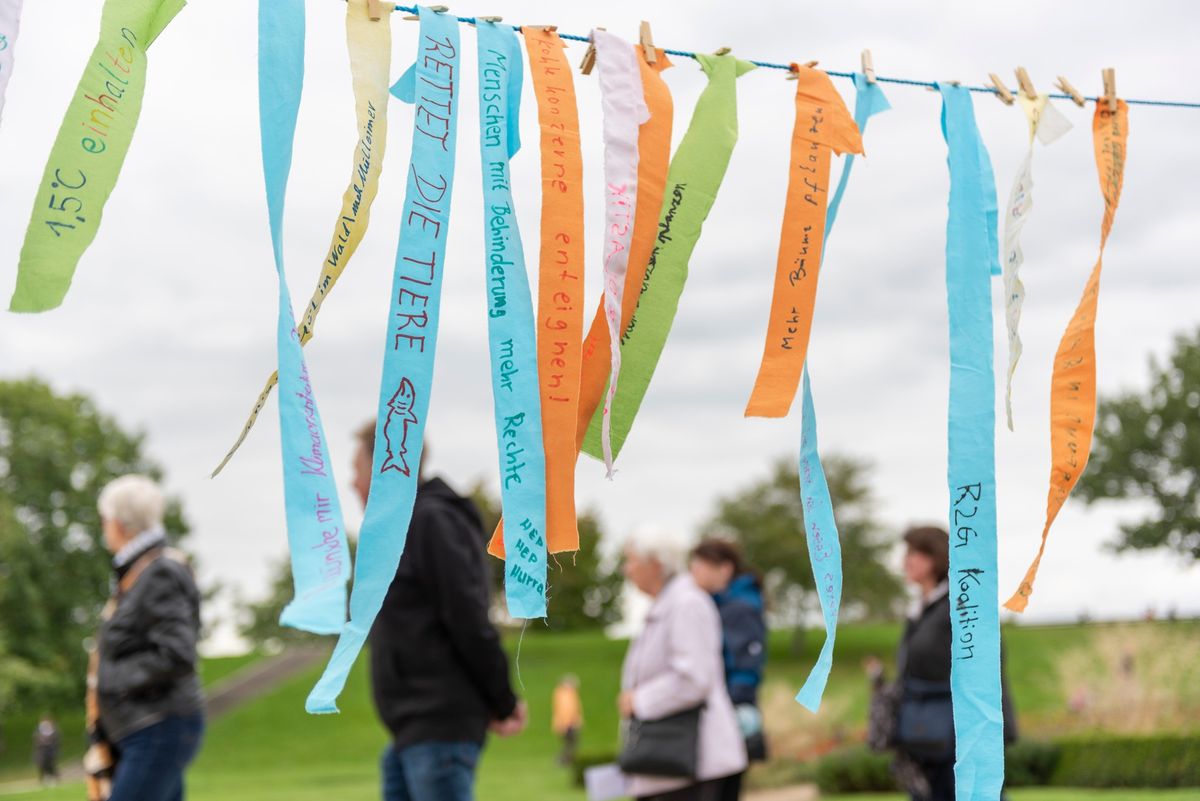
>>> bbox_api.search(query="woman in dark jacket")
[689,539,768,801]
[868,526,1016,801]
[89,475,204,801]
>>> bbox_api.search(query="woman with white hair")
[85,475,204,801]
[618,527,747,801]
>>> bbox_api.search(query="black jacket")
[369,478,517,748]
[97,553,204,743]
[900,590,1018,744]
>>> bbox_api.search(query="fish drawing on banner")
[381,378,419,476]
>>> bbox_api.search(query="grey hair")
[97,474,166,534]
[624,525,693,577]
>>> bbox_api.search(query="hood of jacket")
[716,572,763,609]
[417,477,482,529]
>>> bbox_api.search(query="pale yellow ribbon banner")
[1002,92,1071,430]
[213,0,391,476]
[1005,100,1128,612]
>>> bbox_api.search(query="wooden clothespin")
[714,47,731,56]
[785,60,819,80]
[403,4,447,20]
[1054,75,1086,107]
[524,24,558,33]
[1102,67,1117,112]
[580,28,605,75]
[1015,66,1037,100]
[475,15,503,23]
[639,21,656,65]
[367,0,385,21]
[861,49,876,84]
[988,72,1015,105]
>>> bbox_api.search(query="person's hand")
[489,700,528,737]
[863,656,884,681]
[617,691,636,719]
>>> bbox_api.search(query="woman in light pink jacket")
[619,528,748,801]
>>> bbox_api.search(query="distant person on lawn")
[552,674,584,766]
[32,715,60,786]
[88,475,204,801]
[352,423,527,801]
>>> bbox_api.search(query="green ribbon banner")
[582,52,754,460]
[9,0,184,312]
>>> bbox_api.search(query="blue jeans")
[381,741,481,801]
[110,714,205,801]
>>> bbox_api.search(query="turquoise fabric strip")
[475,22,547,619]
[938,81,1004,799]
[306,6,462,714]
[794,73,889,712]
[258,0,349,636]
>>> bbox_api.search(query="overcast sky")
[2,0,1198,650]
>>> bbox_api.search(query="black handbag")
[896,677,954,762]
[618,705,703,778]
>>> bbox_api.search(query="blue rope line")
[386,4,1200,109]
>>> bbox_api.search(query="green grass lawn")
[2,621,1197,800]
[0,652,265,782]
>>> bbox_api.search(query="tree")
[238,538,356,648]
[1077,328,1200,561]
[702,455,903,631]
[0,378,188,713]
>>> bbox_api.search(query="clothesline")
[364,2,1200,110]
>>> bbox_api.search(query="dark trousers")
[36,752,58,782]
[110,714,204,801]
[913,759,954,801]
[637,778,724,801]
[718,771,744,801]
[558,726,579,766]
[382,741,482,801]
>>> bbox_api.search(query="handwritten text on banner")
[306,6,462,715]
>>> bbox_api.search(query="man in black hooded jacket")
[352,423,526,801]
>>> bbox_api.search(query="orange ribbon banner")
[1005,100,1128,613]
[491,46,671,560]
[491,28,584,557]
[745,67,861,417]
[577,49,673,453]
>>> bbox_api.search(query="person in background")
[352,424,527,801]
[32,715,60,786]
[866,525,1017,801]
[89,475,204,801]
[620,527,747,801]
[689,539,767,801]
[551,674,584,766]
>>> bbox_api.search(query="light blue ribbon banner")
[306,5,461,714]
[795,73,890,712]
[258,0,349,636]
[938,82,1004,800]
[475,22,548,620]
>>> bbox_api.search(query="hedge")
[811,734,1199,793]
[577,734,1200,793]
[1052,734,1200,788]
